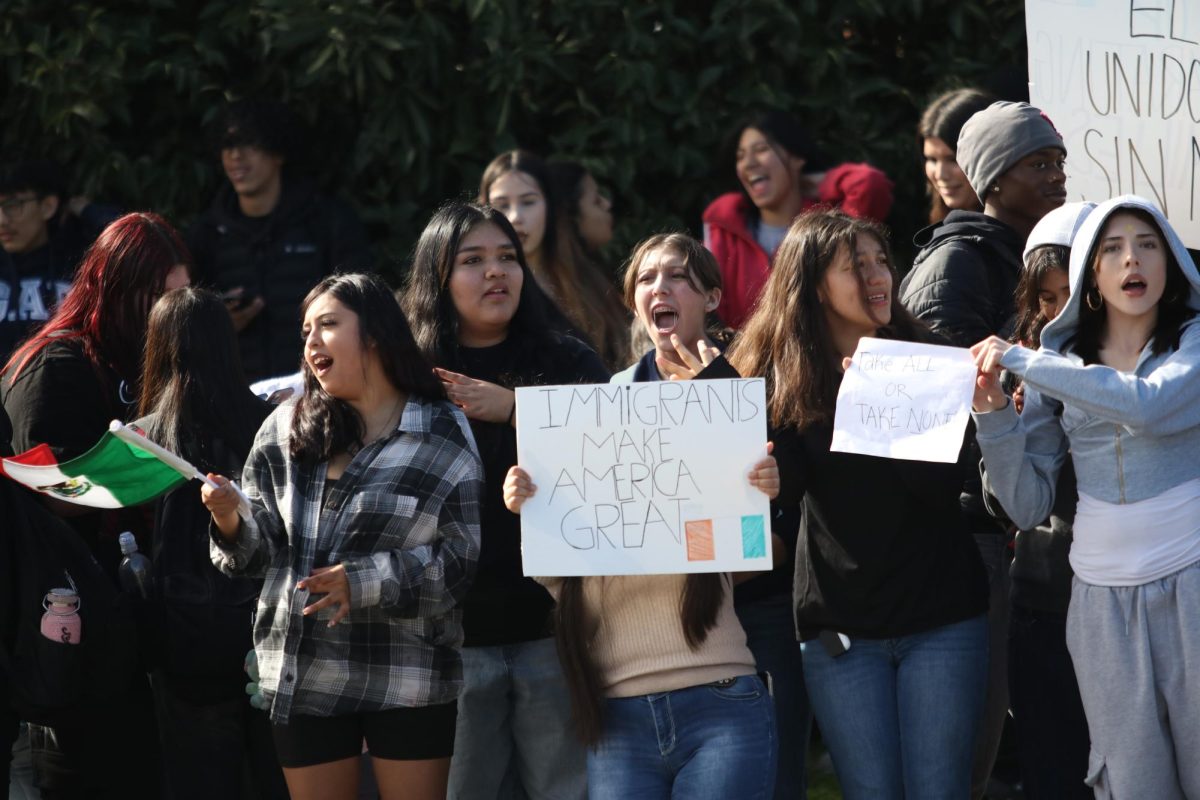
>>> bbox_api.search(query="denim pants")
[447,637,586,800]
[735,593,812,800]
[800,614,988,800]
[588,674,777,800]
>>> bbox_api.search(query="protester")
[1,211,190,798]
[545,158,630,368]
[702,110,893,329]
[133,286,286,800]
[900,100,1067,798]
[991,202,1095,800]
[548,160,614,252]
[187,99,373,383]
[973,195,1200,799]
[611,232,811,800]
[0,159,120,364]
[917,88,994,224]
[480,150,629,368]
[402,202,607,800]
[500,446,780,798]
[201,272,482,799]
[710,209,989,799]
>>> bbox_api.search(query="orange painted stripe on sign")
[685,520,715,561]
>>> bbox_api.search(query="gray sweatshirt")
[973,195,1200,531]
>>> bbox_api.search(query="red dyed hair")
[3,212,191,383]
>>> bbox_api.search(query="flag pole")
[109,420,252,520]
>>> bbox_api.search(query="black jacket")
[900,211,1024,537]
[187,178,372,382]
[0,204,119,365]
[899,210,1025,348]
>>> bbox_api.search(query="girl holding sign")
[402,201,608,800]
[972,196,1200,799]
[612,232,811,800]
[501,436,781,797]
[706,209,989,799]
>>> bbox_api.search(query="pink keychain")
[41,588,82,645]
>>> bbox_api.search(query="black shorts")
[271,701,458,768]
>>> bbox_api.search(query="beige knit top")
[537,574,757,698]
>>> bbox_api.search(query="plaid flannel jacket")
[210,396,482,723]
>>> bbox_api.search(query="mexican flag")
[0,422,188,508]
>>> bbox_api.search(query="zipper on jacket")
[1114,426,1126,503]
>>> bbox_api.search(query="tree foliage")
[1,0,1027,275]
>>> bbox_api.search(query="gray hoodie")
[973,195,1200,530]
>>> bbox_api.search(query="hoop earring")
[1085,288,1104,311]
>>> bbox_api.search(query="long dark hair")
[917,88,994,224]
[3,212,190,385]
[1012,245,1069,348]
[289,273,444,463]
[547,160,631,368]
[137,287,262,465]
[1073,208,1194,365]
[729,209,929,430]
[479,151,623,361]
[402,201,563,384]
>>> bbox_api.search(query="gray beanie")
[956,101,1065,202]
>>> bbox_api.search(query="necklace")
[365,395,404,444]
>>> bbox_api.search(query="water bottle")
[118,531,154,600]
[41,588,82,645]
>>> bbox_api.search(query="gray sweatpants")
[1065,559,1200,800]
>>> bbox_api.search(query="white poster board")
[1026,0,1200,248]
[515,379,773,577]
[830,338,976,463]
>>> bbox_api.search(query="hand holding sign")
[830,337,977,463]
[515,378,773,577]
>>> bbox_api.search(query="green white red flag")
[0,421,250,516]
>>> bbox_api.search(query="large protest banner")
[515,378,772,577]
[830,338,976,463]
[1026,0,1200,247]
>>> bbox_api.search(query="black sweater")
[703,356,988,640]
[452,334,609,646]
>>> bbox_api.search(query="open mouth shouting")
[1121,275,1148,298]
[651,303,679,335]
[309,353,333,378]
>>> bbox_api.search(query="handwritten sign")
[1027,0,1200,248]
[830,338,975,463]
[515,379,772,577]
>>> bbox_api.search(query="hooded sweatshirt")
[974,195,1200,585]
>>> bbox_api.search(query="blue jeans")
[588,674,777,800]
[736,593,812,800]
[800,615,987,800]
[447,637,586,800]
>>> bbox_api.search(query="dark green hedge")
[1,0,1026,276]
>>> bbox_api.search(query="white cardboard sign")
[515,379,773,577]
[830,338,975,463]
[1026,0,1200,248]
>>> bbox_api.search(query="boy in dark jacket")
[899,100,1067,800]
[187,100,372,383]
[0,160,118,364]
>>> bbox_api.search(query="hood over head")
[1040,195,1200,353]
